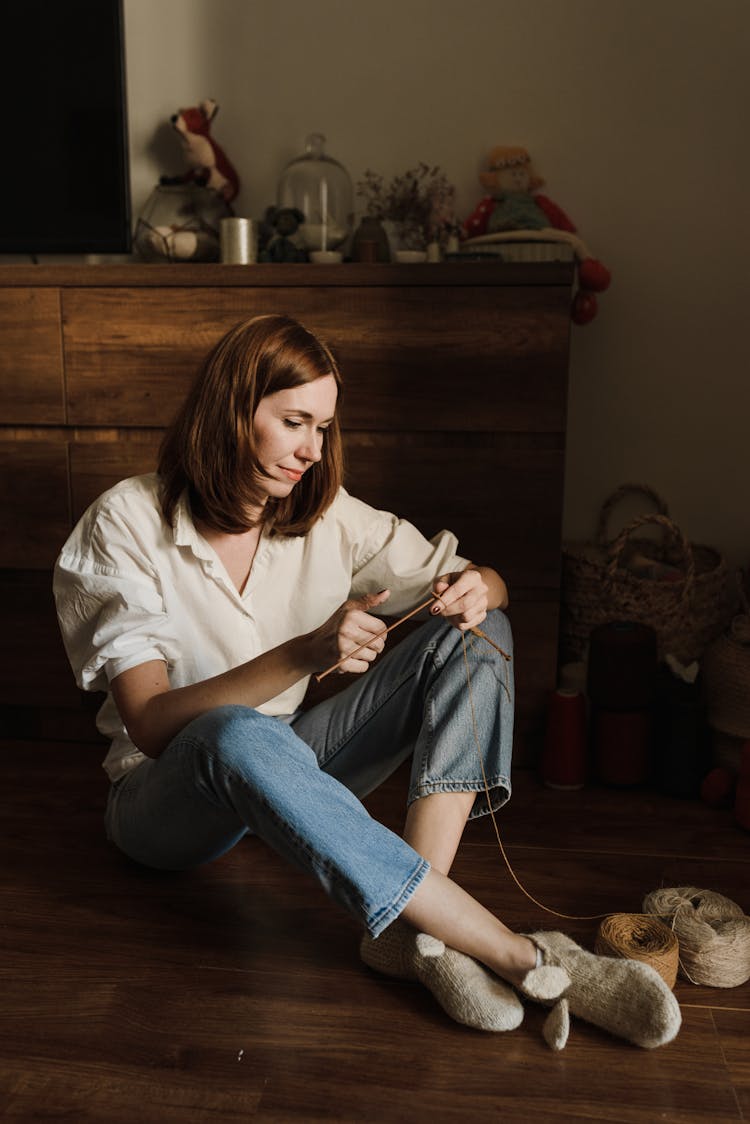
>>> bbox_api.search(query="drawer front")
[0,289,64,424]
[0,440,70,568]
[69,434,162,523]
[62,286,570,431]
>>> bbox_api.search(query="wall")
[123,0,748,565]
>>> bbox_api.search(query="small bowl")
[394,250,427,263]
[309,250,343,264]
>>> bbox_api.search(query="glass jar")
[133,184,231,262]
[277,134,353,252]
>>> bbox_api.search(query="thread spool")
[591,707,652,786]
[587,621,658,710]
[541,689,587,789]
[643,887,750,987]
[595,913,679,988]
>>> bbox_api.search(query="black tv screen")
[2,0,131,254]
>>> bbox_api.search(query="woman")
[54,314,680,1048]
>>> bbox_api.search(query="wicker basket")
[703,583,750,739]
[561,485,734,664]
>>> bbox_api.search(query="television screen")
[2,0,131,254]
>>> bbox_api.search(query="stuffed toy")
[258,206,307,262]
[462,146,611,324]
[161,99,240,204]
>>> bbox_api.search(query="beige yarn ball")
[643,887,750,988]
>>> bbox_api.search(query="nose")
[298,429,323,463]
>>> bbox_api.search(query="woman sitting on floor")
[53,313,680,1049]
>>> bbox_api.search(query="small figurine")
[462,146,611,324]
[161,99,240,204]
[259,206,308,262]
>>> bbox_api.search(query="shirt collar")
[172,490,214,562]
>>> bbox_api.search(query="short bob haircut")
[158,313,344,535]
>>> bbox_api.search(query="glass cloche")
[277,133,353,252]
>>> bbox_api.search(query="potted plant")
[356,163,456,253]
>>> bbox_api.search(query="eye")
[283,419,302,430]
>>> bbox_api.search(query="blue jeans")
[105,610,514,936]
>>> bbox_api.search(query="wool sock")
[518,930,682,1050]
[360,919,524,1032]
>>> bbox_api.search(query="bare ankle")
[495,935,538,986]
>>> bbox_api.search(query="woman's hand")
[430,565,507,631]
[310,590,391,675]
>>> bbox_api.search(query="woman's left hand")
[430,567,490,631]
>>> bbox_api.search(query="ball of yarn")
[643,886,750,987]
[595,913,679,988]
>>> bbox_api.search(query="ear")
[201,99,219,122]
[479,170,498,191]
[415,932,445,959]
[542,998,570,1051]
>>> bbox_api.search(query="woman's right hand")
[309,590,391,675]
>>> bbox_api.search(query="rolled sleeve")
[54,555,180,694]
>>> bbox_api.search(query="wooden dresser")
[0,261,573,764]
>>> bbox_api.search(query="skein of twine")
[594,913,679,988]
[643,887,750,988]
[461,632,750,993]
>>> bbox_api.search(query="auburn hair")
[158,313,344,535]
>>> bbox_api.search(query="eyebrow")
[283,409,336,424]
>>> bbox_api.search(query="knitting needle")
[314,595,438,681]
[471,627,512,661]
[314,596,512,681]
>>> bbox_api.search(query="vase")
[382,219,425,256]
[352,216,391,262]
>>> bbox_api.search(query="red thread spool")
[700,766,737,809]
[541,689,588,789]
[735,742,750,831]
[592,707,653,787]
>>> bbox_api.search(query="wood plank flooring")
[1,741,748,1122]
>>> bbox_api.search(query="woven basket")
[561,485,733,664]
[703,582,750,738]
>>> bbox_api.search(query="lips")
[280,467,303,482]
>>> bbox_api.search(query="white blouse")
[53,474,468,781]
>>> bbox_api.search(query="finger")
[453,607,488,632]
[351,589,391,613]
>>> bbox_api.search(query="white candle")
[321,179,328,250]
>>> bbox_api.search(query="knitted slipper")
[519,930,682,1050]
[360,920,524,1032]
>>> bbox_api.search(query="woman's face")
[251,374,338,503]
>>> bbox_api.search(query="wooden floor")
[1,740,749,1123]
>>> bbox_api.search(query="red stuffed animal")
[462,146,610,324]
[166,99,240,203]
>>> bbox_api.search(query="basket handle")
[606,513,696,598]
[596,484,670,544]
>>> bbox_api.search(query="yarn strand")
[461,634,609,922]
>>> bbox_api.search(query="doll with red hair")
[462,146,611,324]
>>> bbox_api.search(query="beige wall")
[124,0,749,564]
